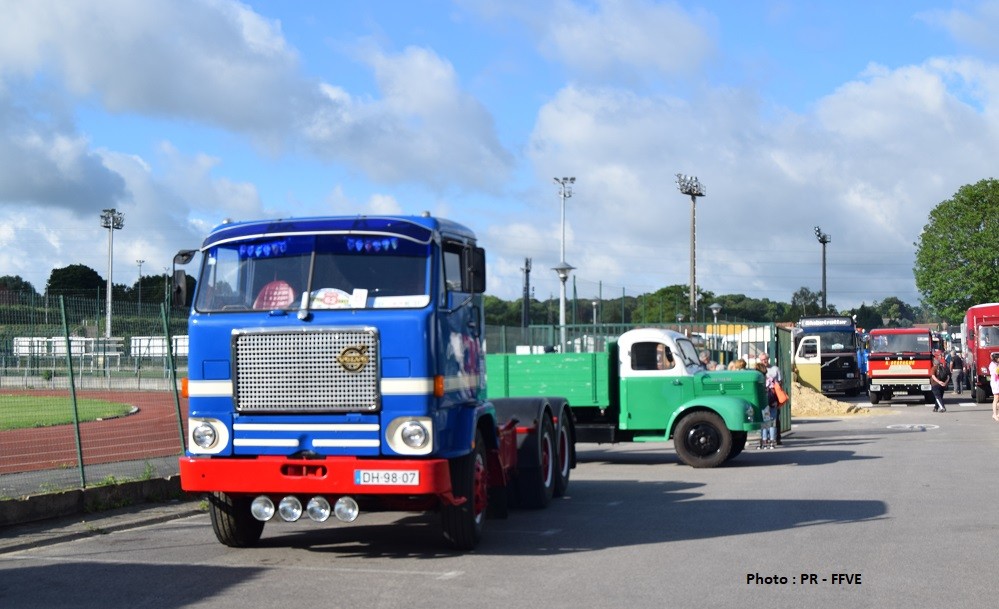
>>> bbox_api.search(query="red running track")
[0,390,189,475]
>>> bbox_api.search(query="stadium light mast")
[676,174,706,320]
[553,177,576,352]
[100,208,124,338]
[814,226,831,312]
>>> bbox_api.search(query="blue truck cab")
[178,214,573,550]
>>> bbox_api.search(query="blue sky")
[2,0,997,315]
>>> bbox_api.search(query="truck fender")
[448,402,501,460]
[490,396,554,462]
[666,396,759,436]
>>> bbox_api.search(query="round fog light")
[278,496,303,522]
[334,497,360,522]
[306,497,331,522]
[250,496,275,521]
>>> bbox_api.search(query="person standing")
[990,352,999,421]
[950,350,965,395]
[759,352,784,445]
[930,351,950,412]
[755,362,777,449]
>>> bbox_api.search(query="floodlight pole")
[814,226,831,312]
[676,174,706,321]
[553,177,576,352]
[100,208,124,339]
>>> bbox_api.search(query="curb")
[0,476,204,554]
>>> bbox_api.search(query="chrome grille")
[233,328,379,412]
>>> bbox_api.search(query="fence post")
[162,304,187,451]
[60,296,87,489]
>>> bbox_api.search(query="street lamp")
[552,261,575,352]
[814,226,831,312]
[136,259,145,314]
[100,208,124,338]
[553,177,576,353]
[709,302,722,350]
[676,174,706,320]
[591,300,598,328]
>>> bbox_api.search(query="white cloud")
[917,1,999,57]
[486,55,999,309]
[0,0,304,138]
[303,45,514,191]
[545,0,715,81]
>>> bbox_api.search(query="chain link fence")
[0,293,187,499]
[1,299,790,500]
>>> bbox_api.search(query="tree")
[850,303,882,331]
[873,296,914,326]
[914,178,999,321]
[47,264,105,297]
[0,275,39,297]
[790,287,822,319]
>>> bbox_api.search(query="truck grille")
[232,327,380,413]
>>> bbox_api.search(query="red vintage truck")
[964,303,999,403]
[866,327,934,405]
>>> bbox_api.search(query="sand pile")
[789,382,875,417]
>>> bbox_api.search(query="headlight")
[745,403,755,421]
[187,418,229,455]
[400,421,429,448]
[386,417,433,455]
[192,423,217,448]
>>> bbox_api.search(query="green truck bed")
[485,351,613,409]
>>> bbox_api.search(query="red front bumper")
[180,455,453,497]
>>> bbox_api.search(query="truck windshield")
[871,334,929,353]
[674,338,701,367]
[979,326,999,347]
[801,330,856,351]
[194,233,431,312]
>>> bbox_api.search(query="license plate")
[354,470,420,486]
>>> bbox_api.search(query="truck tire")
[553,411,572,498]
[869,391,880,405]
[209,491,265,548]
[975,387,989,404]
[517,415,556,508]
[673,411,732,469]
[441,429,488,550]
[726,431,747,461]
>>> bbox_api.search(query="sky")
[1,0,997,317]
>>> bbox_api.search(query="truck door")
[619,340,691,431]
[795,336,822,392]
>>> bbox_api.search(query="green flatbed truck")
[487,328,766,468]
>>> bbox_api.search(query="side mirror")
[173,271,187,308]
[462,246,486,294]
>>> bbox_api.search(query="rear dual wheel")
[518,416,556,508]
